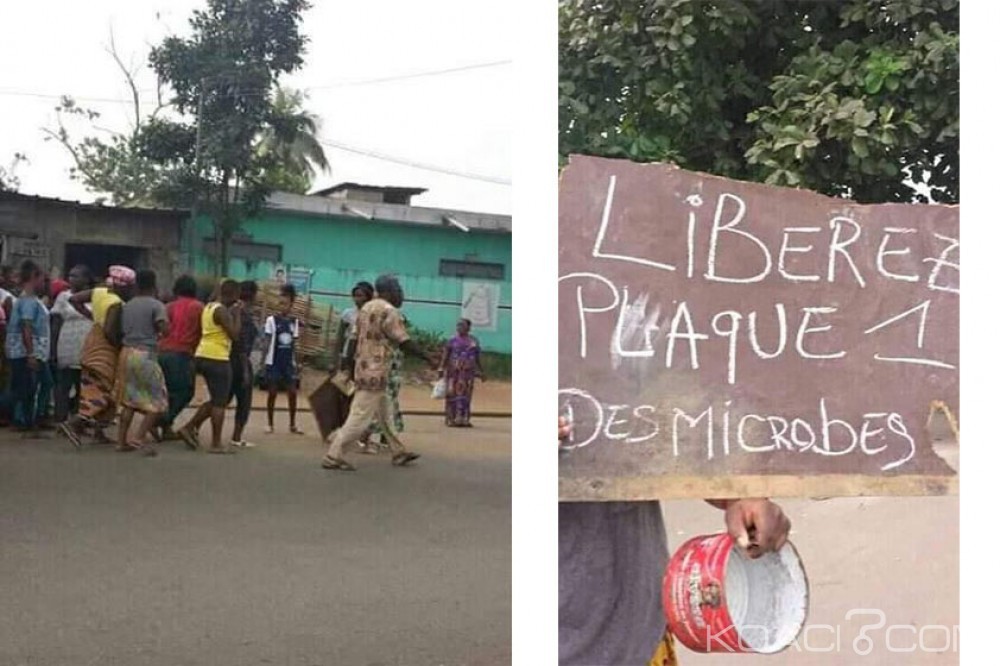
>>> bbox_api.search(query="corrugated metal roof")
[310,182,428,197]
[0,190,187,215]
[267,191,512,233]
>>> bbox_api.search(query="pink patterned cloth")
[106,265,136,287]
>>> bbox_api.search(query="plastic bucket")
[663,533,808,654]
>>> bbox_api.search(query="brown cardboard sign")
[559,156,958,500]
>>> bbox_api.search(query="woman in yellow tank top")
[178,279,243,453]
[59,266,136,448]
[91,286,122,328]
[196,302,232,361]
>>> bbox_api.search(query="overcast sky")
[0,0,512,214]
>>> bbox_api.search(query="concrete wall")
[194,211,512,353]
[0,195,184,284]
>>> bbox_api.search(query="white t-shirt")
[51,291,93,368]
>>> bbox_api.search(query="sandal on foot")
[321,456,356,471]
[391,452,421,467]
[116,441,141,452]
[59,423,83,450]
[178,428,200,451]
[208,444,238,455]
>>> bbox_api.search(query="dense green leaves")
[148,0,313,268]
[44,1,318,273]
[559,0,958,203]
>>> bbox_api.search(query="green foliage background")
[560,0,958,203]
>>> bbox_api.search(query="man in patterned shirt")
[322,274,435,471]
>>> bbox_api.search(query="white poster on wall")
[461,281,500,332]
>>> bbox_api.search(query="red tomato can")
[663,533,808,654]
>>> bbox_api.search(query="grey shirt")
[122,296,168,352]
[559,502,668,666]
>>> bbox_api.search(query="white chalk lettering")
[748,304,788,359]
[883,413,915,471]
[704,193,772,284]
[818,397,858,456]
[557,388,603,450]
[592,175,677,272]
[865,300,956,370]
[611,288,659,366]
[778,227,821,282]
[557,391,918,471]
[673,406,714,459]
[738,413,774,453]
[603,405,632,441]
[665,301,709,370]
[627,405,660,444]
[859,413,888,455]
[923,233,959,295]
[790,418,817,451]
[827,216,867,287]
[721,400,733,457]
[796,307,846,360]
[864,300,930,348]
[686,210,697,278]
[876,227,919,282]
[559,272,620,359]
[767,416,794,451]
[711,310,743,385]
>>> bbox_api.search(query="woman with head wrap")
[58,265,135,449]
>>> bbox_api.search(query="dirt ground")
[0,413,511,666]
[668,440,959,665]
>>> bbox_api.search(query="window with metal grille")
[439,259,504,280]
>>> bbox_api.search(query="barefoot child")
[263,283,302,435]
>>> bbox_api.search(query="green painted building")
[191,185,512,353]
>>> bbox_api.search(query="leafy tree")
[559,0,958,203]
[148,0,311,272]
[0,153,28,193]
[45,4,319,272]
[257,87,330,194]
[42,32,186,206]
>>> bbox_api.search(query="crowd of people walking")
[0,260,486,467]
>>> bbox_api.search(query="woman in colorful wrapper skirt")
[439,318,484,427]
[58,265,135,448]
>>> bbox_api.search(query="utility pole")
[186,81,206,273]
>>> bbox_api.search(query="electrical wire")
[0,59,511,105]
[318,138,510,186]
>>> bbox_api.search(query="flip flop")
[116,442,141,453]
[178,428,200,451]
[321,456,357,471]
[391,452,421,467]
[208,445,238,455]
[58,422,83,450]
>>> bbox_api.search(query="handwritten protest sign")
[559,156,958,500]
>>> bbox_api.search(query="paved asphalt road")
[0,415,511,666]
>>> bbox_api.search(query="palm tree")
[259,87,330,193]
